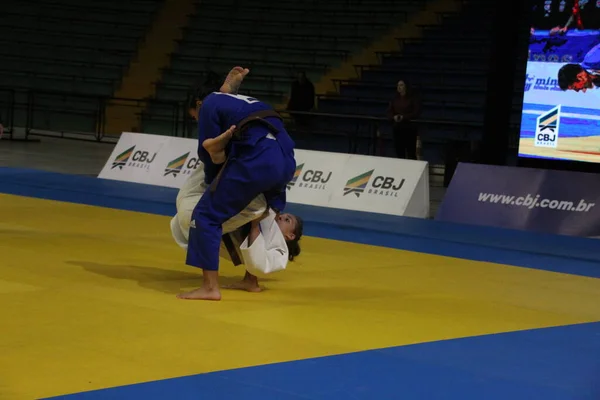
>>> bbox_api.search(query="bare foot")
[177,286,221,301]
[203,125,236,164]
[220,66,249,94]
[222,280,263,293]
[222,272,262,292]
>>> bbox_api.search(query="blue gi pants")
[186,135,295,271]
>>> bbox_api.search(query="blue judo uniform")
[186,92,296,271]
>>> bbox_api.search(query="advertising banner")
[436,163,600,237]
[99,133,431,218]
[327,154,429,218]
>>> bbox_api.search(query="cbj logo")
[187,158,201,170]
[132,151,156,163]
[164,152,202,177]
[344,170,405,197]
[299,170,331,189]
[371,176,404,191]
[369,176,404,196]
[111,146,157,170]
[287,163,332,190]
[534,105,561,148]
[129,150,157,169]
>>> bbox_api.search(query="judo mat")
[1,167,599,400]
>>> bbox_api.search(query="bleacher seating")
[0,0,162,95]
[315,0,528,161]
[0,0,526,159]
[0,0,163,132]
[153,0,425,112]
[317,2,495,123]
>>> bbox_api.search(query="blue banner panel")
[436,163,600,238]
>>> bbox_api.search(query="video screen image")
[519,0,600,163]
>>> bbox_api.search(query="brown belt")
[209,109,283,193]
[222,232,243,266]
[232,109,282,140]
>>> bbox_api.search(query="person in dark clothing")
[386,80,421,160]
[286,71,315,128]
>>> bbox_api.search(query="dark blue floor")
[48,322,600,400]
[2,167,600,400]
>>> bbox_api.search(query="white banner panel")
[328,154,429,218]
[285,149,351,208]
[146,137,201,189]
[97,132,171,186]
[98,133,430,218]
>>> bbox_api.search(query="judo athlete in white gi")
[174,67,303,298]
[170,162,303,292]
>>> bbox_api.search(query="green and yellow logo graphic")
[343,170,374,197]
[111,146,135,169]
[286,163,304,190]
[164,152,190,177]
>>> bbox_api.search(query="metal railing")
[278,109,485,156]
[4,89,183,142]
[1,88,519,161]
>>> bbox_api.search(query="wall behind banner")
[98,132,431,218]
[518,1,600,165]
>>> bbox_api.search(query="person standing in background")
[386,80,421,160]
[286,71,315,128]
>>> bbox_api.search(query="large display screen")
[518,0,600,163]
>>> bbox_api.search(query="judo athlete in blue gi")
[178,67,297,301]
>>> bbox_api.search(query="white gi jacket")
[170,165,289,274]
[239,209,289,275]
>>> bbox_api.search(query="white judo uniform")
[170,165,290,275]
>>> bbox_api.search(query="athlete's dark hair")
[190,70,223,104]
[558,63,584,90]
[285,215,304,261]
